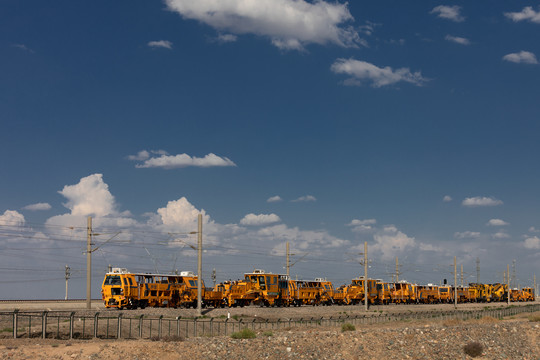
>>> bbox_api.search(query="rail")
[1,304,539,340]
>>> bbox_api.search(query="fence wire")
[1,303,538,340]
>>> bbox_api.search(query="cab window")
[104,275,121,285]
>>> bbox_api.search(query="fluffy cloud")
[502,51,538,64]
[523,236,540,249]
[0,210,25,226]
[443,195,452,202]
[267,195,283,203]
[58,174,116,217]
[147,40,173,49]
[292,195,317,202]
[505,6,540,23]
[430,5,465,22]
[445,35,470,45]
[130,151,237,169]
[348,219,376,232]
[487,219,509,226]
[371,225,416,261]
[22,203,52,211]
[462,196,503,207]
[454,231,481,239]
[331,58,427,88]
[164,0,361,51]
[156,197,210,229]
[240,213,281,226]
[492,231,510,239]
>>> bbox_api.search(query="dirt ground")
[1,309,539,359]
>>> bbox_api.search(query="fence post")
[158,315,163,339]
[42,311,48,339]
[69,312,75,339]
[117,313,123,339]
[93,312,99,338]
[12,309,19,339]
[176,316,180,337]
[139,315,144,338]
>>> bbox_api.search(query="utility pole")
[65,265,71,300]
[476,257,480,284]
[364,242,368,311]
[507,264,510,305]
[196,214,203,316]
[395,257,399,283]
[534,274,537,301]
[511,259,516,289]
[86,216,92,309]
[454,256,457,309]
[460,264,464,287]
[212,268,216,287]
[286,242,290,277]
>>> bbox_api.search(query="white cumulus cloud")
[492,231,510,239]
[523,236,540,249]
[503,51,538,64]
[0,210,25,226]
[267,195,283,203]
[430,5,465,22]
[292,195,317,202]
[371,225,416,261]
[148,40,173,49]
[164,0,361,51]
[348,219,376,232]
[22,203,52,211]
[155,197,211,231]
[445,35,470,45]
[462,196,503,207]
[505,6,540,23]
[454,231,481,239]
[443,195,452,202]
[58,174,117,217]
[331,58,427,88]
[240,213,281,226]
[130,152,237,169]
[487,219,509,227]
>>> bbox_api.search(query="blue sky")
[1,1,539,299]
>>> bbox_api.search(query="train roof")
[105,268,197,277]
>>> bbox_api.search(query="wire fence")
[1,303,539,340]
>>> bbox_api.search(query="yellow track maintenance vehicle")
[416,284,440,304]
[102,268,207,309]
[222,270,290,307]
[375,280,392,305]
[391,281,415,304]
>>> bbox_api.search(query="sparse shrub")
[463,342,483,358]
[262,331,273,337]
[231,328,256,339]
[528,315,540,322]
[231,315,240,321]
[341,323,356,332]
